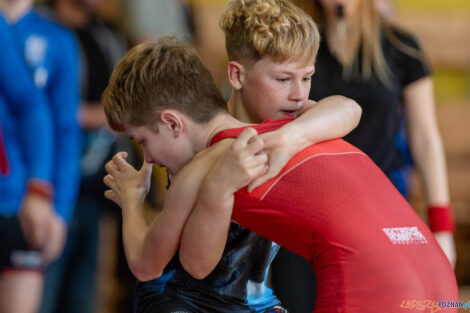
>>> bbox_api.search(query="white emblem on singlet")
[382,227,428,245]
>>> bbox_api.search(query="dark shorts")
[134,281,288,313]
[148,306,287,313]
[136,300,286,313]
[0,215,43,272]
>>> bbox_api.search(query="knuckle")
[248,127,257,135]
[105,161,113,171]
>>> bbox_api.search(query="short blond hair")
[220,0,320,65]
[102,36,227,132]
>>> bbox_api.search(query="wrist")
[122,196,144,211]
[123,187,147,205]
[428,205,455,233]
[202,179,234,205]
[26,179,54,202]
[279,124,312,150]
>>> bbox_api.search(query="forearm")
[137,204,191,281]
[410,133,455,265]
[179,182,234,279]
[409,130,449,206]
[121,200,152,281]
[80,103,109,130]
[290,95,361,147]
[121,193,192,282]
[127,149,227,281]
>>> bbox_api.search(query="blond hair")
[219,0,320,65]
[102,36,227,132]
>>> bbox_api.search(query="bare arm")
[179,128,268,279]
[104,143,231,281]
[404,76,456,267]
[296,95,361,143]
[248,95,361,190]
[79,101,109,130]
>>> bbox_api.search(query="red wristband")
[26,180,54,201]
[428,205,455,233]
[0,123,10,176]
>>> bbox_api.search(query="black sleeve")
[393,28,432,87]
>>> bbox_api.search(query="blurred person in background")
[189,0,229,90]
[36,0,133,312]
[125,0,192,44]
[0,1,80,312]
[125,0,229,91]
[269,0,457,312]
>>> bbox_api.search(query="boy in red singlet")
[102,36,458,312]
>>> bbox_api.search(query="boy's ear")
[227,61,245,90]
[160,110,184,137]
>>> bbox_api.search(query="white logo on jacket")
[25,35,49,88]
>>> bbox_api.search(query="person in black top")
[271,0,456,312]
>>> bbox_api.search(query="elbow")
[128,260,163,282]
[179,254,214,280]
[345,97,362,127]
[133,271,162,283]
[328,95,362,130]
[186,268,211,280]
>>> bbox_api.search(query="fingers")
[119,151,128,159]
[236,151,267,174]
[41,216,66,264]
[113,152,133,171]
[247,153,286,192]
[232,128,265,163]
[105,159,118,177]
[19,198,52,249]
[233,128,258,150]
[246,164,269,192]
[23,221,46,249]
[103,174,124,208]
[248,151,291,192]
[247,167,276,193]
[103,174,114,189]
[251,151,268,167]
[246,136,264,155]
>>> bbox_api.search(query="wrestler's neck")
[189,111,252,150]
[227,92,252,123]
[0,0,32,22]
